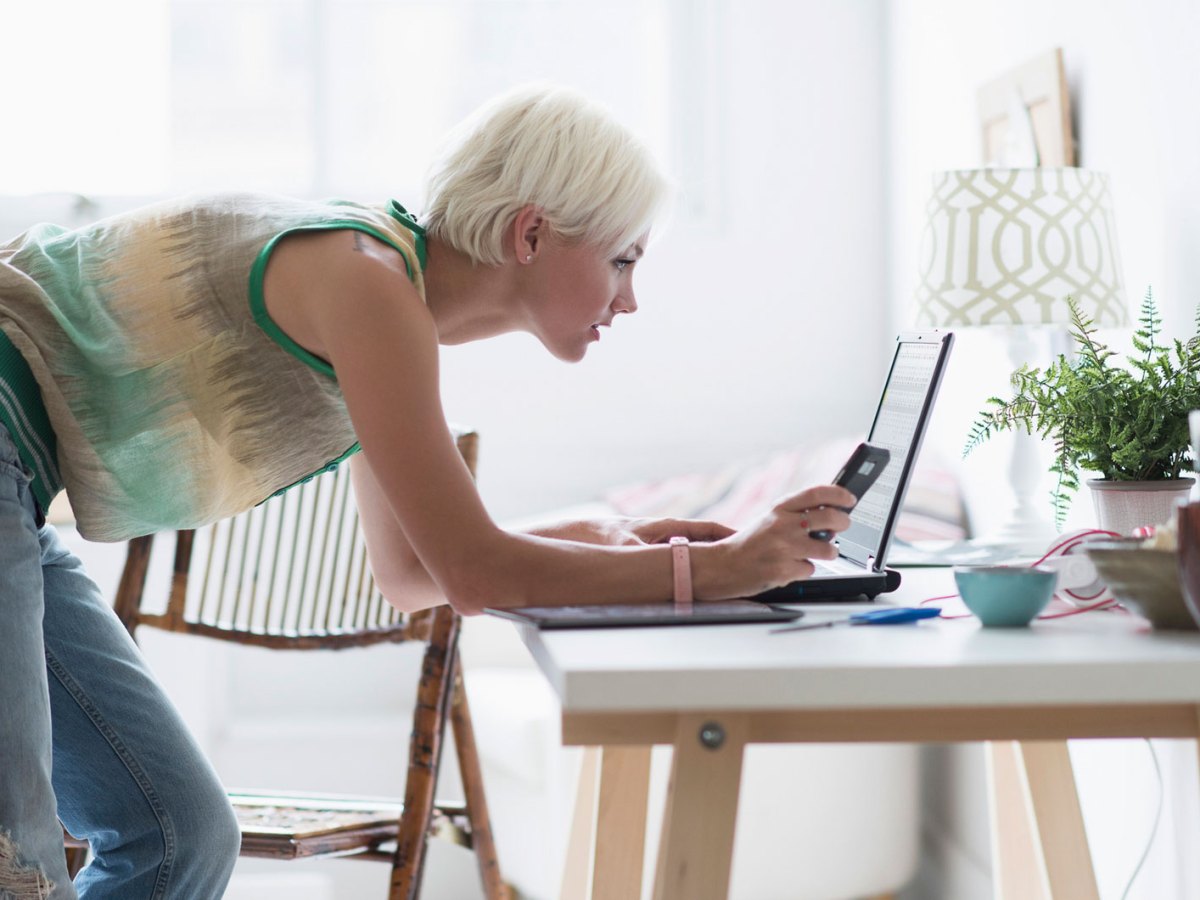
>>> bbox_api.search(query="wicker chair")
[63,429,508,899]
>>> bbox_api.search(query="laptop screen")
[838,332,953,569]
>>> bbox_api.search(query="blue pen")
[769,606,940,634]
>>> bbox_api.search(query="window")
[1,1,170,195]
[3,0,723,222]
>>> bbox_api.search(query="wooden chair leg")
[390,607,461,900]
[63,844,88,879]
[112,534,154,637]
[451,657,509,900]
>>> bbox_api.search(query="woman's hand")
[694,484,858,600]
[612,516,736,546]
[524,515,734,546]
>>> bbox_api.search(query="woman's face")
[525,232,645,362]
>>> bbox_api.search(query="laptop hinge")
[837,540,873,568]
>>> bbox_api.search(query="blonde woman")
[0,86,853,898]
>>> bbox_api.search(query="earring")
[526,254,533,262]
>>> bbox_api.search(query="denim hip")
[0,420,44,527]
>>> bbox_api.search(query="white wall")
[887,3,1200,898]
[442,0,888,519]
[887,0,1200,538]
[0,0,888,523]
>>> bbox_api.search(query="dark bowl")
[1085,540,1196,630]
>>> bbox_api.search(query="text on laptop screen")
[841,339,945,557]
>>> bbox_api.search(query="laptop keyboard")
[810,556,863,577]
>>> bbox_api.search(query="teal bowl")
[953,566,1057,627]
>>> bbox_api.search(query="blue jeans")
[0,424,239,899]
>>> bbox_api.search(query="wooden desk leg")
[593,747,653,900]
[653,714,748,900]
[988,741,1050,900]
[560,747,601,900]
[560,746,653,900]
[987,741,1099,900]
[1020,741,1099,900]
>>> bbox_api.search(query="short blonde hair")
[421,85,670,266]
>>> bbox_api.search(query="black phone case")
[835,442,890,500]
[811,442,891,540]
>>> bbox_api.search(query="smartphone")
[810,442,891,541]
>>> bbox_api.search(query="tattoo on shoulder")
[351,231,367,253]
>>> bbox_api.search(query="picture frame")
[978,47,1074,167]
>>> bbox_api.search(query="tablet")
[483,601,803,630]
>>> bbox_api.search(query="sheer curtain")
[2,0,723,219]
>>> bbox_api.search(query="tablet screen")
[484,600,803,629]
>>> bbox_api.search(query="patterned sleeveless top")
[0,192,426,541]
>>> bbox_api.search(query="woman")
[0,86,853,898]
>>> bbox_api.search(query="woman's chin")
[541,336,590,363]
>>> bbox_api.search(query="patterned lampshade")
[913,168,1128,327]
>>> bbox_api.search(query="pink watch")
[669,536,694,613]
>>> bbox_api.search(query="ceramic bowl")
[953,566,1057,628]
[1084,539,1196,630]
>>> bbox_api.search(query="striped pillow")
[605,438,969,542]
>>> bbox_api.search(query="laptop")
[752,330,955,603]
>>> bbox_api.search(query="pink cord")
[919,527,1131,621]
[918,592,974,619]
[1038,598,1124,619]
[919,591,1125,621]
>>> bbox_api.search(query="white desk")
[516,569,1200,900]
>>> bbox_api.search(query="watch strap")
[669,536,694,613]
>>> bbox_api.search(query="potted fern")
[965,289,1200,533]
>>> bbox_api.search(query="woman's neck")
[422,236,523,345]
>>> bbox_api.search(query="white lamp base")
[972,328,1062,558]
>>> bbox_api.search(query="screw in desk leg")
[699,722,726,750]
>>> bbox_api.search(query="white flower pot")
[1087,478,1194,535]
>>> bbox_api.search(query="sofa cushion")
[606,436,969,541]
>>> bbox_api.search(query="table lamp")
[913,167,1128,550]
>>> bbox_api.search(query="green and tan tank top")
[0,192,426,542]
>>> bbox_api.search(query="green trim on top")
[388,200,428,270]
[263,440,362,503]
[248,205,427,502]
[0,328,62,513]
[248,218,421,379]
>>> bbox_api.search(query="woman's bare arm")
[353,449,735,607]
[350,452,446,610]
[266,231,853,614]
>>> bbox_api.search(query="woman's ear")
[512,204,543,264]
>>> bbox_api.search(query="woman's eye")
[613,258,634,272]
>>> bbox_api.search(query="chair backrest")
[113,429,478,649]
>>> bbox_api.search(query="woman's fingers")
[793,505,853,539]
[789,528,840,561]
[774,484,858,513]
[672,519,737,542]
[628,517,736,544]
